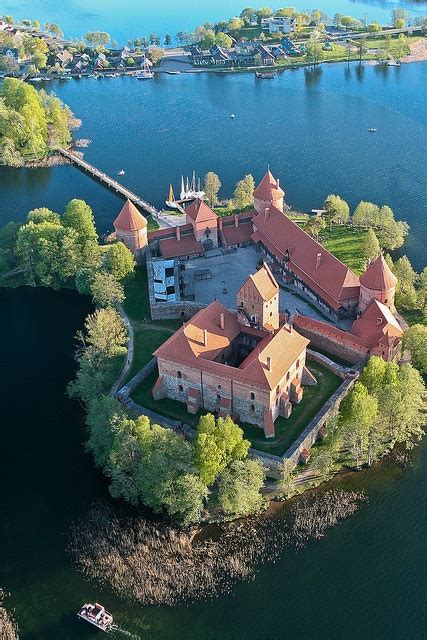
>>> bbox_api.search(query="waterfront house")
[261,16,297,34]
[55,49,73,66]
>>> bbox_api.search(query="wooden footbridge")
[57,148,171,226]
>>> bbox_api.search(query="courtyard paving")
[183,246,329,322]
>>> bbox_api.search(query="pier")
[57,148,172,226]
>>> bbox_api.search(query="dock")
[57,148,173,227]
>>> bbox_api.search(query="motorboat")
[117,169,125,176]
[230,113,235,118]
[368,128,377,132]
[77,603,115,633]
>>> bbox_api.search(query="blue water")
[1,61,426,269]
[3,0,427,43]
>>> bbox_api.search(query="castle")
[113,170,403,435]
[152,263,310,437]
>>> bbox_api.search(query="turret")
[237,263,280,331]
[359,255,397,314]
[253,170,285,215]
[113,200,148,259]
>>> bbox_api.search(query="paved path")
[110,304,134,396]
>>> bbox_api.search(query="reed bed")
[69,490,366,606]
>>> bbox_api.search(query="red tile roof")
[154,300,309,391]
[360,255,397,291]
[252,206,360,311]
[242,262,278,301]
[159,234,203,259]
[186,198,217,224]
[113,200,147,232]
[253,170,284,201]
[351,299,403,347]
[221,220,253,246]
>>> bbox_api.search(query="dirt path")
[110,304,134,396]
[401,37,427,63]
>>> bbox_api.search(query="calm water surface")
[1,286,427,639]
[1,61,426,268]
[3,0,427,42]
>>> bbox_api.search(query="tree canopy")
[218,459,265,516]
[105,242,136,281]
[233,174,255,210]
[203,172,221,206]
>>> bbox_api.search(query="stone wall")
[294,315,368,365]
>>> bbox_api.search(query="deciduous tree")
[105,242,135,280]
[203,171,221,206]
[218,459,265,516]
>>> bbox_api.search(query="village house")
[261,16,297,34]
[152,264,310,437]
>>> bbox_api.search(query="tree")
[203,171,221,206]
[105,242,135,280]
[339,382,378,468]
[33,19,40,29]
[63,199,97,241]
[85,31,111,47]
[394,34,410,60]
[278,458,294,497]
[417,267,427,313]
[362,228,380,261]
[194,414,250,485]
[305,32,323,65]
[353,200,380,226]
[90,271,125,307]
[126,57,135,66]
[256,7,274,23]
[84,307,127,357]
[323,194,350,226]
[227,17,244,31]
[240,8,256,25]
[404,325,427,374]
[215,32,233,48]
[393,255,417,308]
[391,9,409,27]
[146,45,164,65]
[27,207,60,224]
[149,33,161,46]
[377,218,408,251]
[303,216,326,241]
[32,50,47,70]
[199,30,216,49]
[218,459,265,516]
[164,33,171,46]
[367,21,381,32]
[233,174,255,209]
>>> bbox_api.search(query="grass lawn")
[131,366,201,425]
[321,225,367,275]
[124,327,173,384]
[123,264,150,321]
[400,307,427,327]
[241,361,342,456]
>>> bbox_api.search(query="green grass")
[131,367,201,425]
[123,264,150,321]
[241,362,342,456]
[400,307,427,327]
[213,204,254,218]
[147,216,159,231]
[124,328,173,384]
[321,225,367,275]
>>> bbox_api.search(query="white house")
[261,16,296,34]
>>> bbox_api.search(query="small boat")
[230,114,235,118]
[166,70,181,75]
[117,169,125,176]
[166,183,180,209]
[28,77,43,82]
[255,71,275,79]
[77,603,115,633]
[136,70,154,79]
[368,128,377,132]
[387,60,400,67]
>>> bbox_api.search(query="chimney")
[266,356,272,371]
[316,252,322,269]
[264,207,270,220]
[176,226,181,241]
[220,313,225,330]
[203,328,208,346]
[218,217,223,231]
[234,215,239,228]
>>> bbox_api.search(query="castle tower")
[237,262,280,330]
[253,169,285,215]
[113,200,148,258]
[185,198,218,250]
[359,255,397,314]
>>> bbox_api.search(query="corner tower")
[237,262,280,331]
[359,255,397,314]
[113,200,148,258]
[253,169,285,215]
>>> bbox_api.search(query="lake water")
[1,286,427,639]
[1,61,426,269]
[3,0,427,43]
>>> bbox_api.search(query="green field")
[123,264,150,320]
[241,361,342,456]
[124,328,173,384]
[321,225,367,275]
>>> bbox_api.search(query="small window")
[286,371,290,381]
[250,392,255,400]
[218,384,222,390]
[296,359,300,369]
[251,404,255,412]
[217,394,221,401]
[276,385,280,394]
[178,384,183,392]
[177,371,182,379]
[240,301,244,307]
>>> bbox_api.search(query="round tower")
[113,200,148,258]
[359,255,397,314]
[253,169,285,215]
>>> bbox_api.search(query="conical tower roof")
[253,170,285,201]
[114,200,147,232]
[360,255,397,291]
